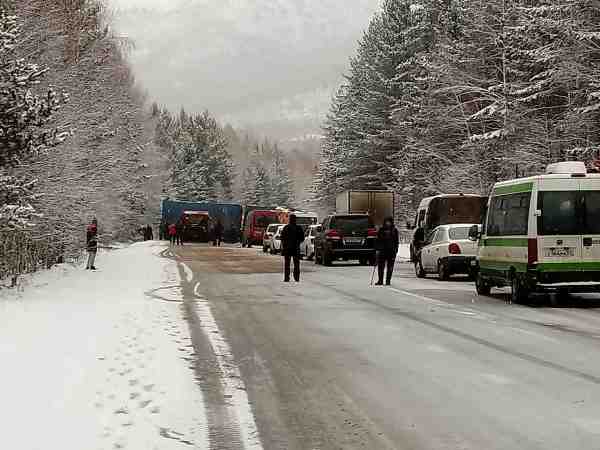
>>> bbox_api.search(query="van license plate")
[545,247,574,257]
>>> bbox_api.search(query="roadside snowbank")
[0,242,209,450]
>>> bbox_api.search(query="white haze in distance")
[109,0,381,135]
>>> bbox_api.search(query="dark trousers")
[170,235,176,246]
[213,235,222,247]
[378,252,396,284]
[176,234,183,245]
[284,255,301,282]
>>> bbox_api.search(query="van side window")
[417,210,426,228]
[487,193,531,236]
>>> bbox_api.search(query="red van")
[242,210,279,247]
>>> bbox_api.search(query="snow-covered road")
[5,242,600,450]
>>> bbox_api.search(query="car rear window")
[448,226,471,240]
[538,191,580,235]
[330,216,373,234]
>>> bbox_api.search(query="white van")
[409,194,487,262]
[474,161,600,302]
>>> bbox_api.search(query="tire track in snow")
[192,281,263,450]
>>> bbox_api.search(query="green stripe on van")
[482,238,528,247]
[493,182,533,196]
[537,262,600,272]
[480,260,528,273]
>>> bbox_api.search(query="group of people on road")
[279,215,400,286]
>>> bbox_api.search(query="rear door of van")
[580,177,600,265]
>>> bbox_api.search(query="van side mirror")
[468,224,481,241]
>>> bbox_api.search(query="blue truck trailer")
[160,200,243,243]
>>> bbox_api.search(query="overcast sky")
[110,0,380,134]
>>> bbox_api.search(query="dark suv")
[314,214,377,266]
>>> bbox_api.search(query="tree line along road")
[172,244,600,450]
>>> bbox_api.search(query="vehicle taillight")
[528,238,538,265]
[449,243,461,255]
[326,230,341,240]
[367,228,377,238]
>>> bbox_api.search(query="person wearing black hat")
[280,214,305,282]
[375,217,399,285]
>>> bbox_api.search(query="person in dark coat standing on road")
[281,214,305,282]
[143,224,154,241]
[375,217,400,286]
[175,219,184,246]
[213,220,224,247]
[86,218,98,270]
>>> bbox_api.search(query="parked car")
[262,224,283,253]
[301,225,321,260]
[414,224,479,280]
[270,225,286,254]
[314,214,376,266]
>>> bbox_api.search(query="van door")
[537,178,582,267]
[580,178,600,264]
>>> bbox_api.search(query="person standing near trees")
[85,218,98,270]
[281,214,305,282]
[375,217,399,286]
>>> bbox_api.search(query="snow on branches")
[0,9,67,166]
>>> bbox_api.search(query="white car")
[262,224,283,253]
[270,225,286,254]
[414,224,479,280]
[301,224,321,260]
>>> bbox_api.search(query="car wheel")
[475,272,491,296]
[262,245,267,253]
[511,275,529,304]
[415,259,426,278]
[438,261,449,281]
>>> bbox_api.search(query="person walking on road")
[175,219,184,246]
[281,214,305,282]
[213,220,224,247]
[168,223,177,246]
[375,217,399,286]
[86,218,98,270]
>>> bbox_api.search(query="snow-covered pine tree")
[0,8,65,166]
[270,144,293,207]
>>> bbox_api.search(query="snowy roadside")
[0,242,209,450]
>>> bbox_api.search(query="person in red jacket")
[168,223,177,246]
[86,218,98,270]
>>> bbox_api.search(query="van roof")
[493,172,600,189]
[419,194,484,208]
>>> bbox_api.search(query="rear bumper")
[531,270,600,292]
[443,256,476,274]
[331,248,375,259]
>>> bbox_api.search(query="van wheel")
[415,260,426,278]
[511,275,529,304]
[438,261,449,281]
[475,273,491,296]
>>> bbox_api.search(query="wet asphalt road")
[173,245,600,450]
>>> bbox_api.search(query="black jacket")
[281,224,305,256]
[376,226,399,255]
[86,226,98,252]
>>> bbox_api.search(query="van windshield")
[538,191,600,235]
[255,215,278,228]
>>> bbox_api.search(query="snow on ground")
[397,243,411,262]
[0,242,209,450]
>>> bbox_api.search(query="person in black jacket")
[213,220,224,247]
[375,217,400,286]
[281,214,305,282]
